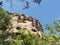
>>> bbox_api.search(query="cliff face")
[6,13,44,38]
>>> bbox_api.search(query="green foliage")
[44,20,60,45]
[54,20,60,32]
[0,7,11,30]
[0,26,60,45]
[0,29,41,45]
[15,29,41,45]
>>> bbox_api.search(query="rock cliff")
[6,13,44,38]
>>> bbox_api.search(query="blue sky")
[1,0,60,33]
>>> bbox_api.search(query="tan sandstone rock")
[6,13,44,38]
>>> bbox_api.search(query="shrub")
[0,7,11,30]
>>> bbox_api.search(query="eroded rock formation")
[6,13,44,38]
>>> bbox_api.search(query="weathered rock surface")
[6,13,44,38]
